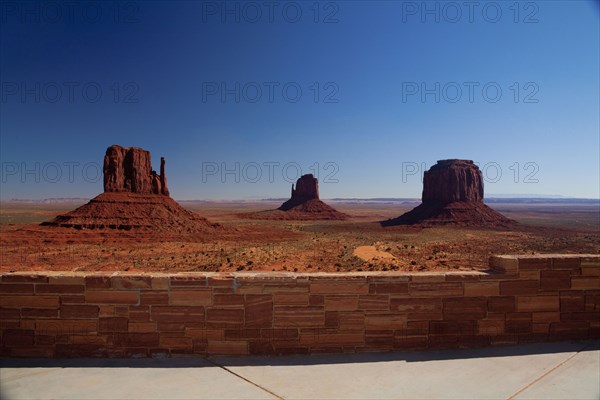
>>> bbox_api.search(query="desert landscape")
[1,2,598,398]
[1,147,597,274]
[1,199,598,274]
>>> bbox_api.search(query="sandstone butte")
[41,145,220,234]
[241,174,348,220]
[382,159,515,227]
[103,145,169,196]
[276,174,348,219]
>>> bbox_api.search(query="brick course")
[1,254,598,357]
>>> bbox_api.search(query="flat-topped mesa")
[103,145,169,195]
[382,158,514,227]
[422,159,483,203]
[291,174,319,201]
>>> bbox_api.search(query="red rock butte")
[41,145,220,234]
[271,174,348,219]
[103,145,169,196]
[382,159,514,227]
[240,174,348,220]
[278,174,320,210]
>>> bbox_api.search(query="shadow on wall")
[1,340,597,368]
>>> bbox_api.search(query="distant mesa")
[41,145,220,234]
[382,159,514,227]
[279,174,321,210]
[243,174,348,220]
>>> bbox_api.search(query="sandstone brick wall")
[1,254,598,357]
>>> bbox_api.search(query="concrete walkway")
[1,341,598,400]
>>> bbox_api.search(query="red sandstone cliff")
[103,145,169,196]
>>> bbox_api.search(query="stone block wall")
[0,254,598,357]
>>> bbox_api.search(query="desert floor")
[0,200,598,273]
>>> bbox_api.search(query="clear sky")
[1,0,598,200]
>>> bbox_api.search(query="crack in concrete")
[506,343,594,400]
[204,357,285,400]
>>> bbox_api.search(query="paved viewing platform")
[2,341,598,399]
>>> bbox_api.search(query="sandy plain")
[0,200,598,273]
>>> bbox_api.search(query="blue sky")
[1,0,598,200]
